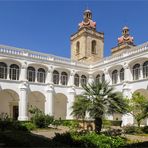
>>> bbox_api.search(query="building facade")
[0,10,148,126]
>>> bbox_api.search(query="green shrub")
[103,120,122,127]
[102,128,122,136]
[52,131,126,148]
[29,107,54,128]
[123,126,142,134]
[52,120,62,128]
[0,120,28,131]
[21,122,36,131]
[141,126,148,134]
[62,120,79,129]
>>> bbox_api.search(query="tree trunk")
[94,117,102,134]
[137,120,141,127]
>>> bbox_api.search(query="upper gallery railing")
[0,45,89,67]
[0,42,148,68]
[92,42,148,67]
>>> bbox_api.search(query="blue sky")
[0,1,147,58]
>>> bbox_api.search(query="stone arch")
[28,91,45,118]
[53,93,67,119]
[0,89,19,120]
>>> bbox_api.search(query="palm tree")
[72,81,128,133]
[71,95,90,129]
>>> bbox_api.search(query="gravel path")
[32,127,148,142]
[31,126,69,139]
[124,134,148,142]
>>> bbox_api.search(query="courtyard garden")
[0,81,148,147]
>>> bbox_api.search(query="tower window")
[76,41,80,55]
[91,40,96,54]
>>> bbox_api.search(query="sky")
[0,0,147,58]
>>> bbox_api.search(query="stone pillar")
[139,65,143,79]
[123,62,131,82]
[88,74,94,84]
[45,84,54,116]
[104,68,110,84]
[18,82,29,121]
[46,66,53,84]
[20,62,27,81]
[122,81,133,126]
[7,64,10,80]
[35,68,38,83]
[68,70,75,86]
[66,87,76,119]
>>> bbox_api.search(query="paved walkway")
[31,126,69,139]
[32,126,148,142]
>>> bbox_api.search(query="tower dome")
[78,9,96,30]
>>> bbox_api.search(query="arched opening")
[96,74,101,83]
[76,41,80,55]
[28,91,45,119]
[53,70,59,84]
[120,68,124,82]
[112,70,118,84]
[61,72,68,85]
[27,66,36,82]
[0,62,7,79]
[132,63,140,80]
[9,64,19,80]
[91,40,96,54]
[37,68,45,83]
[81,75,87,86]
[53,93,67,119]
[143,61,148,78]
[0,89,19,120]
[102,73,105,82]
[74,74,79,87]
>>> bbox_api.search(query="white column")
[117,71,120,83]
[139,65,143,79]
[104,68,110,84]
[35,68,38,83]
[68,70,75,86]
[18,82,28,121]
[88,74,94,84]
[46,66,53,84]
[7,64,10,80]
[124,63,131,82]
[20,63,27,81]
[66,87,75,119]
[122,87,133,126]
[45,84,54,116]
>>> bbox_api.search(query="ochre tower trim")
[71,9,104,63]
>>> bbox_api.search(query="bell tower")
[71,9,104,63]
